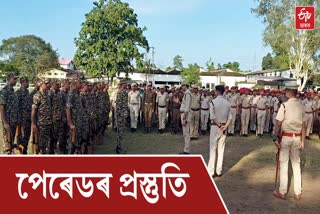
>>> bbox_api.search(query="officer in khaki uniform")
[256,89,268,137]
[156,86,169,133]
[239,88,252,136]
[272,93,280,136]
[250,90,259,132]
[301,93,316,138]
[190,85,201,138]
[208,85,232,177]
[128,83,141,132]
[143,84,156,133]
[264,89,272,132]
[227,87,239,135]
[273,82,305,201]
[200,90,210,135]
[180,84,192,154]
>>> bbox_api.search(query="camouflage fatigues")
[66,90,85,151]
[116,88,128,153]
[32,90,52,154]
[80,91,91,143]
[95,90,105,144]
[16,87,32,154]
[58,89,69,153]
[49,89,63,153]
[102,90,110,135]
[0,84,19,154]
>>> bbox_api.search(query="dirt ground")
[95,128,320,214]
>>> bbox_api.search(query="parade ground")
[96,129,320,214]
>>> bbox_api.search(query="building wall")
[200,76,246,90]
[40,69,67,79]
[60,63,75,70]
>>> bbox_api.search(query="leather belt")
[231,106,237,108]
[211,122,226,127]
[242,107,250,109]
[201,108,209,111]
[274,111,278,113]
[258,108,266,111]
[282,132,301,137]
[191,108,200,111]
[305,111,313,114]
[130,103,139,105]
[145,103,153,105]
[158,105,166,108]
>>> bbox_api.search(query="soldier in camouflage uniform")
[49,80,63,154]
[29,78,41,154]
[87,82,97,153]
[16,77,32,154]
[80,81,91,153]
[116,81,129,154]
[0,73,19,154]
[58,79,70,154]
[102,83,111,137]
[66,79,85,154]
[31,78,52,154]
[111,83,120,131]
[95,83,105,145]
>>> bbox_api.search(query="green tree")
[74,0,149,81]
[252,0,320,90]
[222,61,240,71]
[262,53,274,70]
[0,61,17,80]
[206,58,215,71]
[0,35,59,80]
[173,55,183,70]
[180,63,200,85]
[217,63,223,69]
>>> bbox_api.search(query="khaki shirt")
[210,95,232,123]
[180,90,192,113]
[156,92,168,107]
[302,99,315,112]
[240,95,252,108]
[250,95,259,107]
[200,96,210,109]
[276,98,305,133]
[256,95,268,109]
[191,93,201,109]
[273,97,280,112]
[266,96,272,107]
[128,90,141,106]
[229,94,239,107]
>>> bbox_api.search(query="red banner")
[0,155,228,213]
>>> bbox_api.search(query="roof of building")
[248,69,291,75]
[59,58,73,65]
[200,69,245,77]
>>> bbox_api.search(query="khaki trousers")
[129,104,140,129]
[264,108,271,132]
[181,113,191,153]
[208,125,226,176]
[200,110,209,131]
[279,136,302,196]
[272,112,277,135]
[304,113,313,137]
[241,108,250,135]
[228,108,237,134]
[144,104,153,128]
[257,109,266,135]
[158,107,167,130]
[250,107,256,131]
[190,110,200,137]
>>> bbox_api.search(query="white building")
[246,69,297,89]
[59,58,76,70]
[200,69,246,90]
[40,68,84,80]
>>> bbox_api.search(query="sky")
[0,0,272,71]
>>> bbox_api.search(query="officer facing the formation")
[143,83,155,133]
[128,83,141,132]
[180,83,192,154]
[116,81,128,154]
[31,78,52,154]
[208,85,232,178]
[273,82,305,201]
[156,85,169,134]
[0,73,19,154]
[239,88,252,136]
[200,90,210,135]
[16,76,32,154]
[190,85,201,139]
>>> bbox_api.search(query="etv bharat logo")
[295,6,315,30]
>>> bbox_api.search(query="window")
[206,83,210,89]
[290,73,293,78]
[54,73,58,75]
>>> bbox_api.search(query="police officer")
[273,82,305,201]
[180,83,192,154]
[156,85,169,134]
[227,86,239,136]
[200,90,210,135]
[239,88,252,136]
[208,85,232,177]
[0,73,19,154]
[128,83,141,132]
[190,85,201,138]
[256,89,268,137]
[143,83,155,133]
